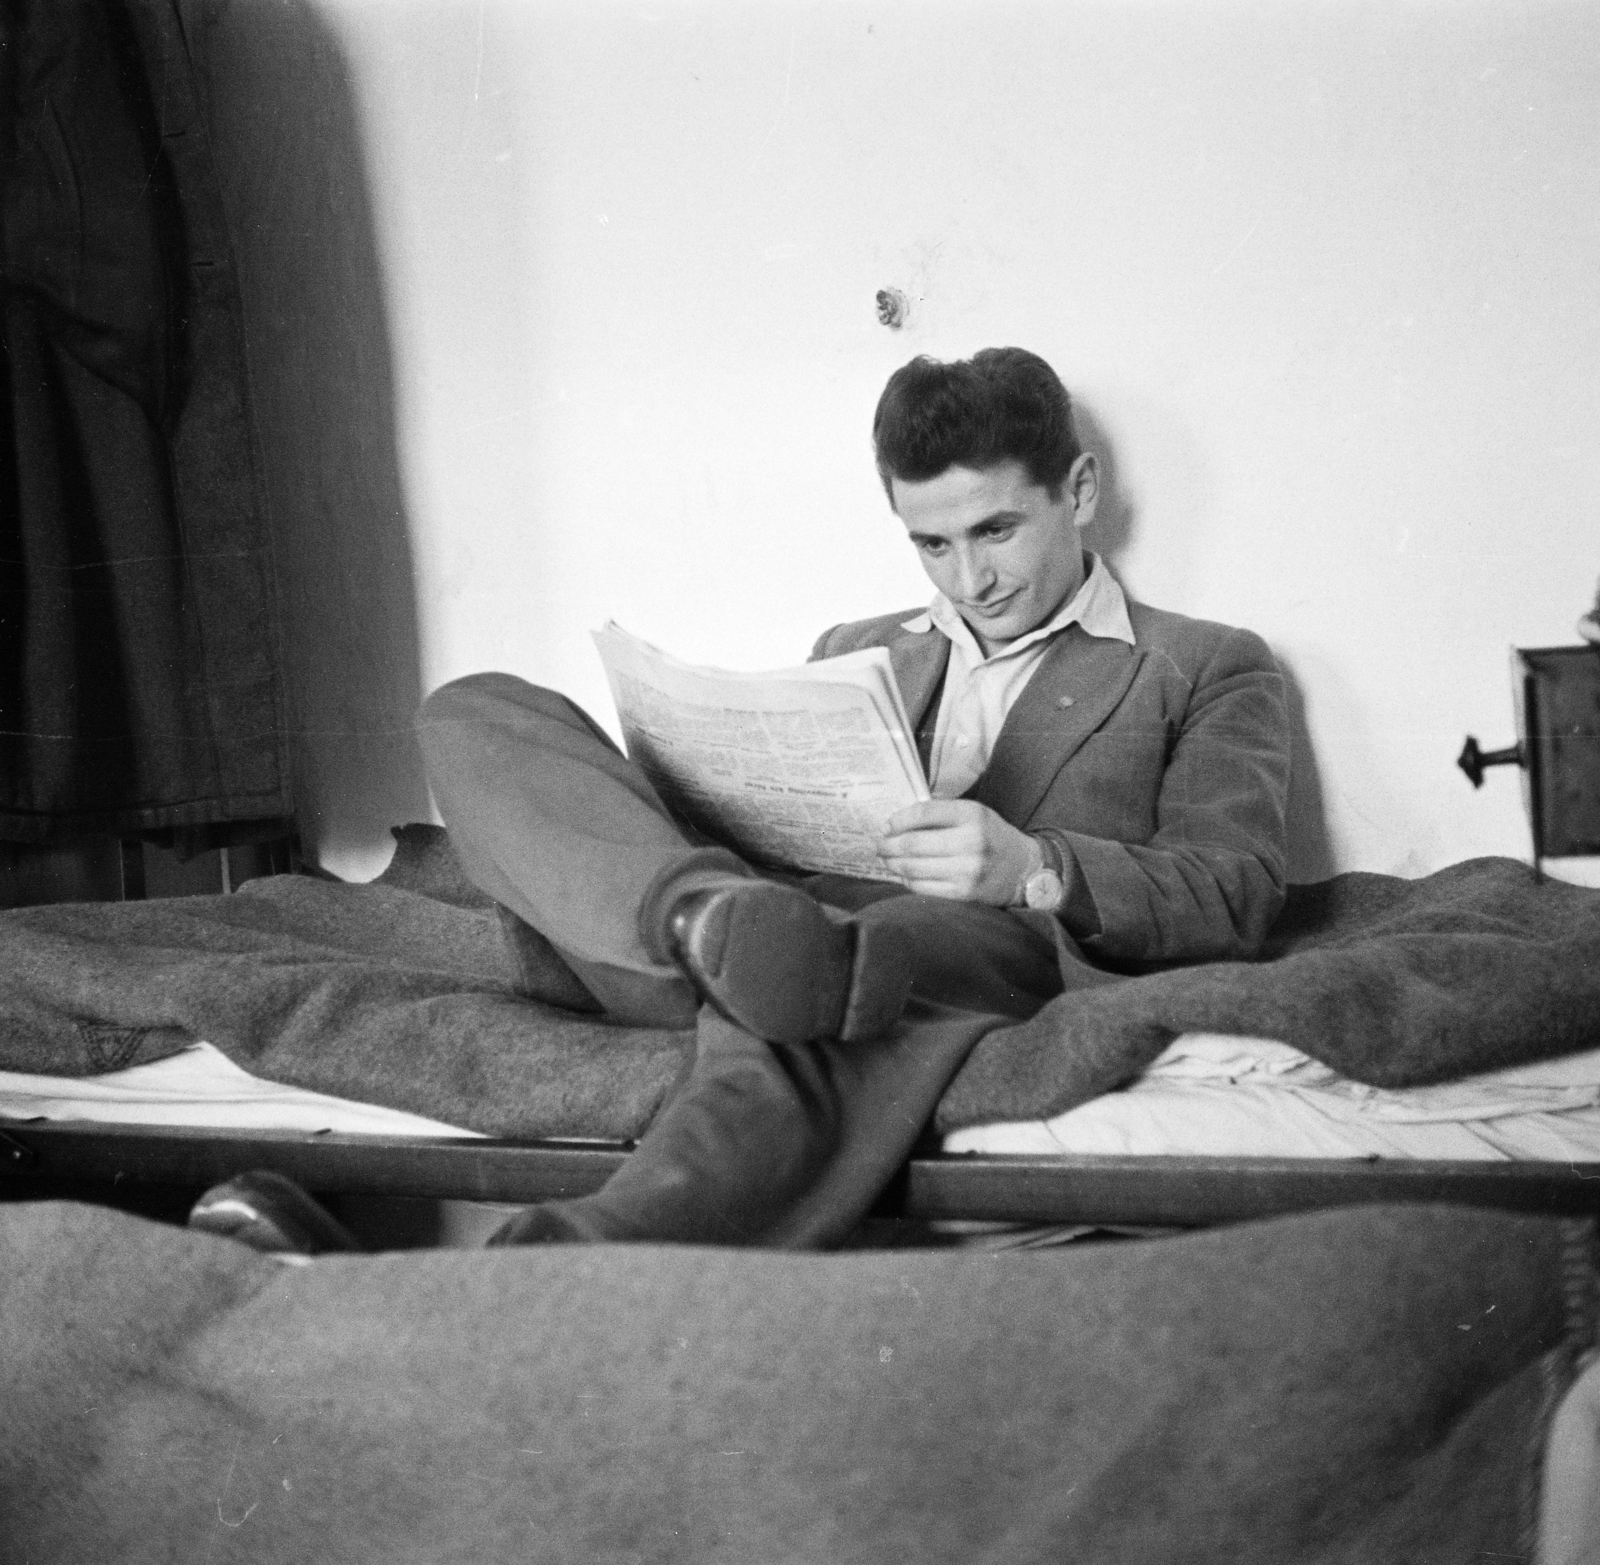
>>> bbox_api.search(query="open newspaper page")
[593,622,930,880]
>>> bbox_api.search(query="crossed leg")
[416,672,1063,1246]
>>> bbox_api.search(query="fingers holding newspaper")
[878,799,1039,904]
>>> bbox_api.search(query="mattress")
[8,1034,1600,1165]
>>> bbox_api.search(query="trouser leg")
[490,1000,1004,1249]
[416,672,744,1027]
[419,671,1059,1249]
[485,886,1058,1250]
[807,876,1064,1017]
[417,671,1057,1026]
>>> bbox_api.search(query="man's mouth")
[966,590,1019,617]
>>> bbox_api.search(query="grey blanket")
[2,1198,1592,1562]
[0,828,1595,1140]
[937,855,1600,1131]
[0,827,692,1140]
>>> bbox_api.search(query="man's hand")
[878,799,1039,904]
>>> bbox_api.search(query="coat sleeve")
[808,626,843,661]
[1040,627,1291,965]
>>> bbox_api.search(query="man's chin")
[964,606,1035,653]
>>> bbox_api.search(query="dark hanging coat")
[0,0,291,843]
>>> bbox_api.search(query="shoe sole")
[188,1171,361,1255]
[677,882,909,1045]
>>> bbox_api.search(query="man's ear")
[1068,452,1099,531]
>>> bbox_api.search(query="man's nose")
[954,548,995,601]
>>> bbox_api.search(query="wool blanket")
[0,828,692,1140]
[937,854,1600,1131]
[0,831,1595,1141]
[1,1197,1592,1563]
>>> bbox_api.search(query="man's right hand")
[878,799,1039,905]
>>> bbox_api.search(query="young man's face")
[891,455,1098,654]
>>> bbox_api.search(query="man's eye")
[918,540,947,555]
[978,524,1014,541]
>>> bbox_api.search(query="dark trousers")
[416,672,1063,1246]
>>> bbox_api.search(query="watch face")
[1024,868,1065,912]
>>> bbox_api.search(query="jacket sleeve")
[1041,628,1291,965]
[808,626,843,662]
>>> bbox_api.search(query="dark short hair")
[872,347,1082,502]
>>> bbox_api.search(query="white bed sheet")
[0,1042,483,1139]
[8,1034,1600,1164]
[943,1034,1600,1161]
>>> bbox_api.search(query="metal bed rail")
[8,1119,1600,1228]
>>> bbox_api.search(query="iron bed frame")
[7,1118,1600,1230]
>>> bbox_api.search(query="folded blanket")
[2,1198,1591,1563]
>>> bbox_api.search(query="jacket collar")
[886,559,1146,820]
[965,627,1144,825]
[887,617,1146,823]
[904,553,1135,657]
[886,627,950,740]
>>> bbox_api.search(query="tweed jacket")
[810,600,1291,964]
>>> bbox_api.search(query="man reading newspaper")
[406,347,1291,1247]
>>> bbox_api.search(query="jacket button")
[1057,695,1075,708]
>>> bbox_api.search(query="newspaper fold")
[593,622,930,880]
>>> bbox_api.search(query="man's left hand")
[879,799,1038,904]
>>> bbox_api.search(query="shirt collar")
[899,553,1135,659]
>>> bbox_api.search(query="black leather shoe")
[666,878,911,1045]
[188,1171,361,1256]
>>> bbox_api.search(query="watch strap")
[1015,832,1069,914]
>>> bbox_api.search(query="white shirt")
[898,553,1136,800]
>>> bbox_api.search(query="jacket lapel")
[967,628,1146,826]
[886,627,949,775]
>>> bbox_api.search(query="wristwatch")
[1018,834,1069,915]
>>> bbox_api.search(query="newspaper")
[593,622,930,880]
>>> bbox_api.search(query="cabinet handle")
[1457,736,1524,789]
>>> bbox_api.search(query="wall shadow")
[183,0,431,873]
[1275,657,1335,884]
[1073,402,1137,570]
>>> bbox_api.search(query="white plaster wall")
[300,0,1598,883]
